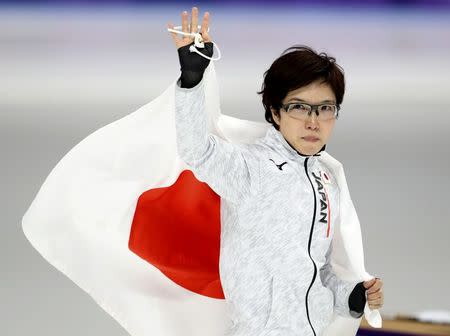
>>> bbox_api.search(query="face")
[270,80,337,156]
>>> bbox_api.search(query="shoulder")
[319,151,344,175]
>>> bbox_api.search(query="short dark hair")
[257,45,345,131]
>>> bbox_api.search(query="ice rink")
[2,4,450,335]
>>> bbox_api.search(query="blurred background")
[2,0,450,335]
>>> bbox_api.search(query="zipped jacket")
[174,74,364,336]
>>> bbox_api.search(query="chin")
[304,145,322,156]
[298,148,314,156]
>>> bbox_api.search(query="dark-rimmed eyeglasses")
[281,102,340,121]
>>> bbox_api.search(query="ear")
[270,107,280,126]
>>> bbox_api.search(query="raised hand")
[168,7,214,88]
[167,7,212,50]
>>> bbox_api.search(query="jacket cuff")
[179,71,204,88]
[348,281,366,318]
[175,73,205,92]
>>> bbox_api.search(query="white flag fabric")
[22,61,381,336]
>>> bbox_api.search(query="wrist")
[177,41,214,73]
[348,281,366,316]
[179,70,204,88]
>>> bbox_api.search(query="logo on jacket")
[312,171,331,237]
[269,158,288,170]
[320,170,332,184]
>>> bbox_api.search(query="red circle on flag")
[129,169,225,299]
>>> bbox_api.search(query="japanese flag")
[21,62,381,336]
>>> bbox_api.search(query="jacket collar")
[259,125,326,165]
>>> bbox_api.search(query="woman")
[168,7,384,336]
[21,7,383,336]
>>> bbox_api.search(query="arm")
[319,243,366,318]
[174,72,260,204]
[169,9,260,204]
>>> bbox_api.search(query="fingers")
[182,10,189,33]
[201,11,209,33]
[369,303,383,310]
[168,7,211,48]
[191,7,198,33]
[363,279,373,289]
[367,283,384,310]
[367,289,383,300]
[167,22,179,46]
[367,279,383,294]
[201,12,211,42]
[368,296,383,310]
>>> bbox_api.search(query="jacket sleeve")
[319,242,365,318]
[174,74,260,204]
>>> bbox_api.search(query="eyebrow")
[286,98,336,104]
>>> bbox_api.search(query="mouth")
[302,136,320,142]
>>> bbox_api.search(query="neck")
[284,137,326,157]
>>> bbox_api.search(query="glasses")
[281,102,340,121]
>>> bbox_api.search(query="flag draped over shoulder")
[21,62,381,336]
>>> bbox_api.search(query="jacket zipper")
[304,157,317,336]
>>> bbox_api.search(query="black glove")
[348,281,366,318]
[177,41,214,88]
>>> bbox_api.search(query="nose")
[305,110,320,129]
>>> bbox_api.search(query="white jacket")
[175,64,382,336]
